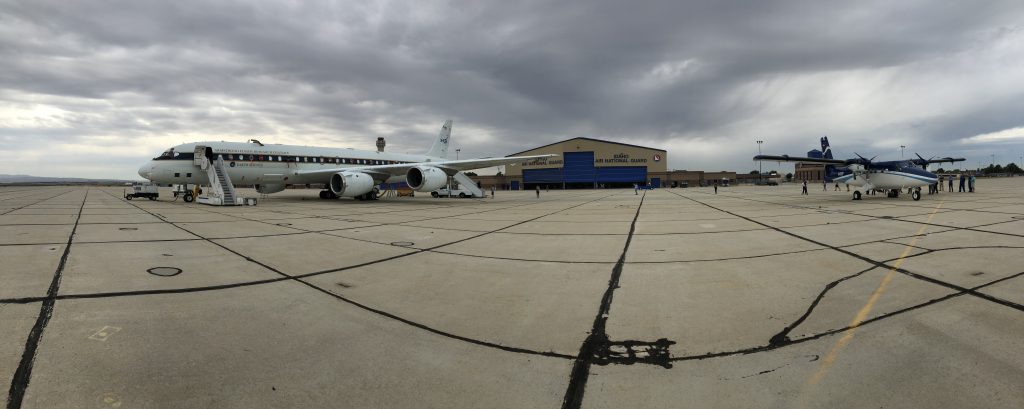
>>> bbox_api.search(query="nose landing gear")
[911,189,921,201]
[853,191,862,200]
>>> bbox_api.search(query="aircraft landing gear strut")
[911,188,921,201]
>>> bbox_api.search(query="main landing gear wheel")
[319,190,338,199]
[853,191,862,200]
[912,190,921,201]
[183,193,194,203]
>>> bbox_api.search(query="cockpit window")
[154,148,178,160]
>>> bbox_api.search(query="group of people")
[930,174,976,194]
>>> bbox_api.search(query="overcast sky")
[2,0,1024,179]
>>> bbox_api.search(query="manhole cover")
[147,267,182,277]
[390,241,415,247]
[119,227,138,231]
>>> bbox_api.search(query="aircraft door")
[194,145,206,167]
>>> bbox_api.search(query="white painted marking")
[89,326,121,342]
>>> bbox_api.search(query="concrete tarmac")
[1,180,1022,408]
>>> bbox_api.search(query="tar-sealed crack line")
[7,189,88,409]
[562,192,647,409]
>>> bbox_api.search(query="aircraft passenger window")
[174,173,180,177]
[187,173,192,177]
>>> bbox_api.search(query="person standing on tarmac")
[491,186,495,199]
[714,181,718,194]
[948,175,954,192]
[535,185,540,198]
[801,180,808,195]
[634,183,638,195]
[959,174,966,192]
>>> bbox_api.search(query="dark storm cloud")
[2,0,1024,178]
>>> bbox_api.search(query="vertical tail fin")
[820,136,833,159]
[426,120,452,159]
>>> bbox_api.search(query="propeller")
[851,153,877,166]
[913,153,935,169]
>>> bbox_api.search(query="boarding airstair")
[197,154,238,206]
[452,172,485,198]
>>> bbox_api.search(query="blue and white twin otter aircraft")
[755,137,965,201]
[138,120,554,201]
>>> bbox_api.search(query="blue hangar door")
[522,168,562,186]
[561,152,597,187]
[596,166,647,185]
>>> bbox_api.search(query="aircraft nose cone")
[138,163,152,179]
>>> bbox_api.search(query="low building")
[794,149,826,181]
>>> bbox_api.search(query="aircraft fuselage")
[829,161,938,191]
[138,141,437,187]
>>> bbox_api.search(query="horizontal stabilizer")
[754,155,846,165]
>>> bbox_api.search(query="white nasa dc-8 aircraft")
[138,120,554,201]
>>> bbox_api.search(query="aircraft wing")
[920,157,966,164]
[754,155,847,165]
[293,154,559,181]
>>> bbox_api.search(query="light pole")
[456,149,460,160]
[900,145,905,159]
[756,140,763,185]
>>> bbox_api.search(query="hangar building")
[502,137,667,190]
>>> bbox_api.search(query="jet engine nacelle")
[330,172,376,197]
[406,166,448,192]
[255,184,286,194]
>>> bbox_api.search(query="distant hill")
[0,174,134,185]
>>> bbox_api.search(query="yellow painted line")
[807,200,945,385]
